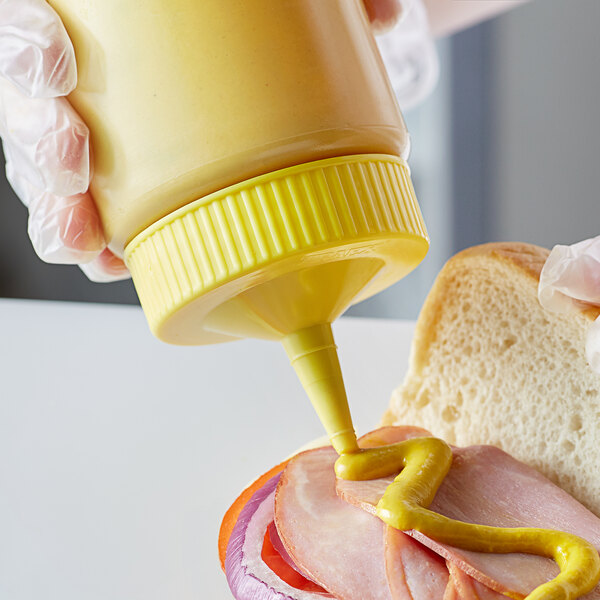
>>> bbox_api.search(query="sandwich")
[218,242,600,600]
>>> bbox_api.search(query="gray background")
[0,0,598,319]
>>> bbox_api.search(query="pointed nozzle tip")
[282,323,359,455]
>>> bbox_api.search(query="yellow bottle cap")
[125,153,428,344]
[124,154,428,448]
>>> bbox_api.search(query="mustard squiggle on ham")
[334,437,600,600]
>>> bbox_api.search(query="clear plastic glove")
[539,235,600,374]
[0,0,434,284]
[0,0,129,282]
[375,0,439,111]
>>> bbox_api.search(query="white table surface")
[0,298,415,600]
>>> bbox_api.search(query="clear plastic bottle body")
[48,0,410,253]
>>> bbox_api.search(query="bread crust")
[410,243,599,370]
[456,242,550,281]
[456,243,600,320]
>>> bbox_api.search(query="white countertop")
[0,299,415,600]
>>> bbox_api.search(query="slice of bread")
[384,242,600,515]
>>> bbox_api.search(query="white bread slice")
[385,242,600,515]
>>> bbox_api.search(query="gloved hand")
[0,0,134,282]
[0,0,434,283]
[539,235,600,374]
[373,0,439,110]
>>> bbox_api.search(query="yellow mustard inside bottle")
[48,0,429,449]
[335,437,600,600]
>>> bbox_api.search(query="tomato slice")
[261,521,330,594]
[218,459,290,570]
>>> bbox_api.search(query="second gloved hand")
[539,235,600,374]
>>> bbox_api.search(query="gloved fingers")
[538,235,600,313]
[28,189,105,264]
[539,236,600,375]
[376,0,439,110]
[0,78,89,197]
[0,0,76,98]
[79,248,131,283]
[12,167,105,263]
[364,0,412,34]
[10,161,128,280]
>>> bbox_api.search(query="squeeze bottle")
[48,0,429,453]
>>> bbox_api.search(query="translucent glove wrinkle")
[0,0,77,98]
[6,165,103,264]
[0,79,89,196]
[27,189,105,264]
[79,249,131,283]
[539,235,600,375]
[539,236,600,313]
[376,0,439,110]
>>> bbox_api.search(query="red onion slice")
[225,474,331,600]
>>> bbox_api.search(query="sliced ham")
[268,521,321,584]
[274,426,439,600]
[336,427,600,599]
[359,426,433,448]
[446,561,507,599]
[443,578,460,600]
[275,447,393,600]
[385,526,449,599]
[264,521,333,595]
[364,427,487,600]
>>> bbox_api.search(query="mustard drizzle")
[334,437,600,600]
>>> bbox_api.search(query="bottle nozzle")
[282,323,359,455]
